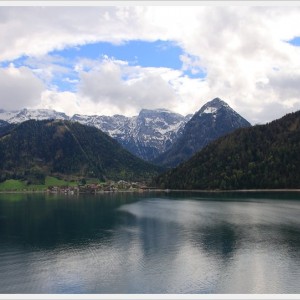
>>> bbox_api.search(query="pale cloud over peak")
[78,58,179,116]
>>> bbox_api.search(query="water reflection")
[0,192,299,293]
[0,193,141,248]
[117,196,300,293]
[192,223,239,259]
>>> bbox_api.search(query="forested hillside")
[154,111,300,190]
[0,119,161,183]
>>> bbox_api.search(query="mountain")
[71,109,190,161]
[154,110,300,190]
[153,98,251,168]
[0,108,69,123]
[0,120,161,183]
[0,108,190,161]
[71,113,130,137]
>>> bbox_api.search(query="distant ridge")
[0,108,191,162]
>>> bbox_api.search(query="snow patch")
[202,107,218,114]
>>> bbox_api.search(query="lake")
[0,191,299,294]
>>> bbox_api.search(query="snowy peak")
[194,98,246,126]
[70,108,190,161]
[0,108,69,123]
[137,109,186,131]
[199,98,231,116]
[116,109,190,161]
[70,114,131,138]
[0,110,19,122]
[153,98,251,168]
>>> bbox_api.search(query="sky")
[1,4,300,124]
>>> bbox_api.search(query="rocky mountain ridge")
[0,99,250,165]
[153,98,251,167]
[0,108,191,161]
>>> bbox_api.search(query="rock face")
[118,109,190,161]
[0,108,190,161]
[153,98,251,168]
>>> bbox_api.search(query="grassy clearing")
[0,179,27,191]
[0,176,78,192]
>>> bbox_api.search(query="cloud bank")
[1,5,300,123]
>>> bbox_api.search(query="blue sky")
[54,40,184,69]
[3,40,206,93]
[288,37,300,47]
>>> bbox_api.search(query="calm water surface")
[0,191,299,294]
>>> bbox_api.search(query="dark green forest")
[0,119,161,183]
[153,110,300,190]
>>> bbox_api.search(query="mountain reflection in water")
[0,191,299,293]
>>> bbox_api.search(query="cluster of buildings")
[47,180,148,194]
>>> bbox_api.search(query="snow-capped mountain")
[0,100,251,165]
[0,108,190,161]
[153,98,251,168]
[0,108,69,123]
[71,114,130,138]
[71,109,189,161]
[118,109,189,161]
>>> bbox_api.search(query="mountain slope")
[153,110,300,190]
[0,120,8,127]
[153,98,251,168]
[0,121,16,136]
[0,120,161,182]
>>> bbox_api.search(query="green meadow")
[0,176,78,192]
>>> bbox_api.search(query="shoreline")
[159,188,300,193]
[1,188,300,194]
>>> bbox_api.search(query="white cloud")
[38,90,80,116]
[0,64,45,110]
[1,6,300,123]
[0,6,163,62]
[77,58,179,116]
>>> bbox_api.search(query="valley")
[1,98,299,191]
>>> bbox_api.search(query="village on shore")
[47,180,153,195]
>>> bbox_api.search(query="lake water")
[0,191,299,294]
